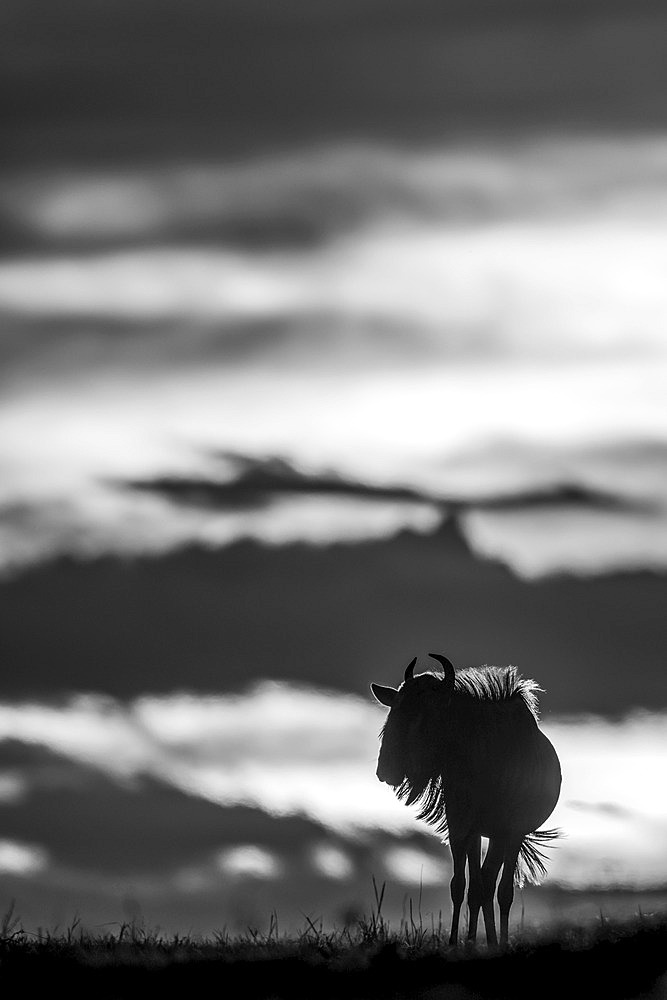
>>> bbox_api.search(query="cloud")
[382,846,449,887]
[2,435,664,579]
[8,137,667,252]
[0,753,341,875]
[3,144,667,582]
[124,450,638,515]
[0,488,443,577]
[2,522,666,718]
[0,686,407,834]
[0,840,48,875]
[464,504,667,579]
[118,451,662,581]
[310,844,355,881]
[124,454,430,511]
[4,217,667,366]
[0,684,666,889]
[216,845,283,881]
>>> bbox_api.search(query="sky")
[1,0,667,935]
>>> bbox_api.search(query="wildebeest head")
[371,654,455,790]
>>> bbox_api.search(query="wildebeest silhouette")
[372,653,561,947]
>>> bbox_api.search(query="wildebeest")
[371,653,561,947]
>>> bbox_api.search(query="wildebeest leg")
[448,837,467,946]
[498,838,522,947]
[465,834,482,944]
[480,839,504,947]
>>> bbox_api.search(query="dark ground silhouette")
[1,915,666,1000]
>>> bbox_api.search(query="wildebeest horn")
[428,653,455,686]
[403,657,417,682]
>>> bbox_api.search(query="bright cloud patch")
[0,839,48,876]
[216,845,283,881]
[310,844,355,881]
[0,489,442,576]
[464,504,667,579]
[383,846,450,886]
[0,684,665,889]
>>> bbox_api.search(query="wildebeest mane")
[453,665,542,720]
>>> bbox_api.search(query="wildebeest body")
[372,655,561,946]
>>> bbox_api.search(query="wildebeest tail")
[515,828,562,887]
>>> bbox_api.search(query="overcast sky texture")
[1,0,667,934]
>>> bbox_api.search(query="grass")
[1,888,666,999]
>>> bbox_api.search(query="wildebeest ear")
[371,683,398,707]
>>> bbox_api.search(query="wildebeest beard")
[397,770,450,839]
[377,700,452,838]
